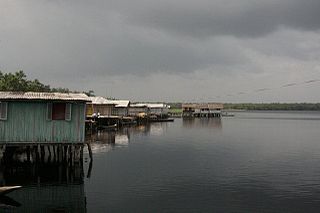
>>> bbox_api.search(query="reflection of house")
[0,92,90,144]
[86,96,115,117]
[182,117,222,129]
[86,129,130,153]
[115,134,129,145]
[182,103,223,117]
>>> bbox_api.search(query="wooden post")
[87,143,93,162]
[69,145,73,167]
[36,145,40,162]
[26,146,31,163]
[40,145,45,163]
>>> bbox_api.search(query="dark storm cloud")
[125,0,320,38]
[100,36,248,75]
[1,0,320,101]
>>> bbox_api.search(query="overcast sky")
[1,0,320,102]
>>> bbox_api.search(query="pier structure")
[129,103,171,121]
[86,97,173,130]
[0,92,90,144]
[86,97,134,131]
[0,92,93,165]
[0,143,85,166]
[0,144,87,212]
[182,103,223,117]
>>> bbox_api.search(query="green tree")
[84,90,95,97]
[0,70,28,91]
[0,70,95,95]
[0,70,53,92]
[50,87,70,93]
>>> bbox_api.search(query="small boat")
[0,186,22,196]
[0,195,21,207]
[149,118,174,122]
[98,124,118,130]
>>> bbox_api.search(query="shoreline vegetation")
[1,71,319,111]
[168,103,320,113]
[168,103,320,112]
[0,70,94,96]
[223,103,320,111]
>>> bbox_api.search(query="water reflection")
[0,195,21,209]
[86,123,169,154]
[83,114,320,212]
[0,146,86,213]
[182,117,222,129]
[130,122,169,136]
[5,184,85,213]
[86,128,130,154]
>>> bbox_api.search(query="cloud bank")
[1,0,320,102]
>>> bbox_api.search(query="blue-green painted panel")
[0,101,86,143]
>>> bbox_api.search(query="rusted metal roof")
[0,92,91,101]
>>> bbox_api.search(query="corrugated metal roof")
[131,103,169,108]
[88,97,130,107]
[182,103,224,109]
[109,100,130,108]
[0,92,91,101]
[88,96,114,105]
[130,103,147,108]
[146,103,168,108]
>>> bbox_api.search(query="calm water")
[3,111,320,212]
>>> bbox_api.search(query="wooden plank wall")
[0,101,86,143]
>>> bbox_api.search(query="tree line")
[0,70,94,96]
[168,102,320,111]
[223,103,320,111]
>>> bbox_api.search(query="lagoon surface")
[4,111,320,212]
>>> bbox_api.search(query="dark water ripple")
[2,111,320,212]
[81,111,320,212]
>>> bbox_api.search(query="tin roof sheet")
[88,96,114,105]
[130,103,148,108]
[109,100,130,108]
[182,103,224,109]
[0,91,91,101]
[131,103,169,108]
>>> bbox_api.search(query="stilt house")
[182,103,223,117]
[0,92,90,144]
[86,96,115,117]
[109,100,130,116]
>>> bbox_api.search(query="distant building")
[109,100,130,116]
[129,103,170,118]
[86,96,115,117]
[86,97,130,117]
[0,92,90,144]
[146,103,170,117]
[182,103,223,117]
[129,103,149,117]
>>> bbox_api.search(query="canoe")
[0,186,22,196]
[0,195,21,207]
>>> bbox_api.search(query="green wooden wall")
[0,101,86,143]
